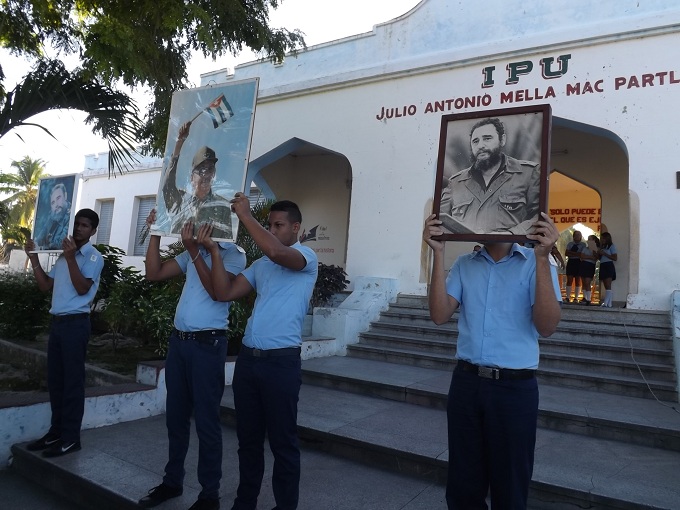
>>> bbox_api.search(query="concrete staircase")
[354,295,678,402]
[226,295,680,508]
[8,295,680,509]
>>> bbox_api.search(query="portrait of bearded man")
[439,117,540,235]
[35,183,72,250]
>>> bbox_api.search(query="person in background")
[24,209,104,457]
[138,210,246,510]
[598,232,617,308]
[579,234,600,305]
[564,230,585,303]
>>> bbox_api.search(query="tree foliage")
[0,155,47,227]
[0,60,142,173]
[0,0,305,159]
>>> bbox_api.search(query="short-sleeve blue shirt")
[241,243,318,350]
[445,244,561,369]
[48,242,104,315]
[173,243,246,331]
[599,244,617,263]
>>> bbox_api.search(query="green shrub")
[0,271,50,340]
[93,244,130,304]
[311,263,350,308]
[99,268,146,351]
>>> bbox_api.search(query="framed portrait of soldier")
[432,104,551,242]
[151,78,259,242]
[31,174,79,252]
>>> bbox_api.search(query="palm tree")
[0,156,47,228]
[0,59,140,176]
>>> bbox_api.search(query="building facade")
[80,0,680,309]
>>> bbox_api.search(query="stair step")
[301,356,680,450]
[221,379,680,509]
[380,309,673,337]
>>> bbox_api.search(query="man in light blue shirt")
[424,211,561,509]
[206,196,317,510]
[139,211,246,510]
[24,209,104,458]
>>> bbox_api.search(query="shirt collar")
[475,243,527,263]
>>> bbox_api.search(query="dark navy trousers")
[163,331,228,500]
[47,315,89,444]
[231,352,302,510]
[446,366,539,510]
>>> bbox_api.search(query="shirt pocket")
[498,193,527,214]
[449,188,475,218]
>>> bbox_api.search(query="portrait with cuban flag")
[150,78,259,243]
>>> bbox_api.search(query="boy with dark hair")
[203,194,318,510]
[24,208,104,457]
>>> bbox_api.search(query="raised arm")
[24,239,53,292]
[144,209,183,281]
[194,223,249,302]
[231,193,307,271]
[61,236,94,295]
[526,212,562,337]
[162,122,191,214]
[423,214,459,325]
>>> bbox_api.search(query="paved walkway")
[12,415,450,510]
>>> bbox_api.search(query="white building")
[78,0,680,310]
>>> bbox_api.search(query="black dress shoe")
[139,483,183,508]
[42,440,81,457]
[26,432,61,451]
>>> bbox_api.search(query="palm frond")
[0,59,141,176]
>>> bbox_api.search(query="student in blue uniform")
[597,232,617,308]
[204,195,317,510]
[139,210,246,510]
[423,211,561,509]
[24,209,104,457]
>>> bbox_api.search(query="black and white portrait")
[433,105,551,242]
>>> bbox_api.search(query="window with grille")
[133,196,156,256]
[95,200,114,245]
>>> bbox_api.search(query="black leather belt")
[240,346,301,358]
[174,329,226,346]
[51,313,89,323]
[456,359,536,380]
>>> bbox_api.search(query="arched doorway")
[246,138,352,267]
[551,117,631,306]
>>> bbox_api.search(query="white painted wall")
[78,153,174,271]
[75,0,680,309]
[197,0,680,309]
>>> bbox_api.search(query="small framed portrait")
[31,174,79,252]
[152,78,259,242]
[432,104,551,242]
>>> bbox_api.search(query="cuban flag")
[206,94,234,128]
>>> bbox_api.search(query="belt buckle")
[252,348,263,357]
[478,366,500,379]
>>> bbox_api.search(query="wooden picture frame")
[432,104,551,242]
